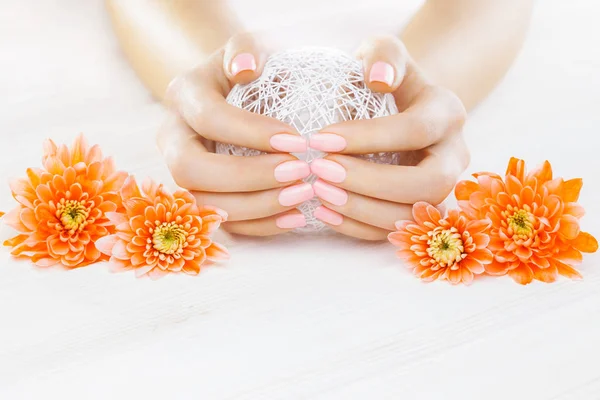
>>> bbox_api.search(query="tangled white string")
[217,48,400,233]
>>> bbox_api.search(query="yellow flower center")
[152,222,187,255]
[427,227,465,267]
[56,199,90,232]
[507,208,534,238]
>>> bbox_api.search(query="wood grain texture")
[1,1,599,399]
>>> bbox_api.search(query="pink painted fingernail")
[270,134,308,153]
[274,160,310,183]
[369,61,394,86]
[310,159,346,183]
[276,213,306,229]
[230,53,257,76]
[313,179,348,206]
[309,134,347,152]
[278,183,314,206]
[313,206,343,226]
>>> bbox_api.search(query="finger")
[312,133,469,205]
[356,35,409,93]
[223,32,269,85]
[222,211,307,236]
[313,206,390,241]
[193,183,315,222]
[166,51,305,154]
[313,179,413,230]
[309,85,466,154]
[157,112,310,192]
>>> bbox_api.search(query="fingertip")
[228,52,261,84]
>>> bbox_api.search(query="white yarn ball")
[217,48,399,232]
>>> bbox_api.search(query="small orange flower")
[455,157,598,284]
[3,135,128,267]
[95,177,229,279]
[388,202,493,285]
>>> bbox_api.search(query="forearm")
[105,0,240,99]
[402,0,534,110]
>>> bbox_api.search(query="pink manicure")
[278,183,314,206]
[313,206,343,226]
[270,134,308,153]
[230,53,257,76]
[309,134,347,152]
[310,159,346,183]
[369,61,394,86]
[276,213,307,229]
[313,179,348,206]
[274,160,310,183]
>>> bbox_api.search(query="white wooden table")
[1,1,599,399]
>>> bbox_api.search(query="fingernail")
[279,183,314,206]
[276,213,307,229]
[313,179,348,206]
[274,160,311,183]
[270,134,308,153]
[313,206,343,226]
[230,53,257,76]
[309,134,346,152]
[369,61,394,86]
[310,159,346,183]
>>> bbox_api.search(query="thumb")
[223,33,268,85]
[356,35,410,94]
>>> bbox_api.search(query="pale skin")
[106,0,534,240]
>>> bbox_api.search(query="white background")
[1,1,600,399]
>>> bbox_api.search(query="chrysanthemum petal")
[558,215,580,240]
[412,202,436,226]
[572,232,598,253]
[206,242,230,261]
[555,247,583,265]
[563,178,583,202]
[485,259,509,276]
[532,264,558,283]
[508,263,534,285]
[554,260,583,280]
[506,157,526,181]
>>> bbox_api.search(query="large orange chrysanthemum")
[95,177,229,279]
[3,135,128,267]
[455,157,598,284]
[388,202,494,285]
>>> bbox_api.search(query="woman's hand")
[157,35,314,236]
[309,36,470,240]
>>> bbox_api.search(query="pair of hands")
[156,35,469,241]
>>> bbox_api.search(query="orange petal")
[554,260,583,280]
[460,257,485,274]
[120,175,142,201]
[71,134,89,165]
[485,259,510,276]
[3,207,28,232]
[3,234,29,248]
[572,232,598,253]
[532,264,558,283]
[455,180,479,201]
[460,268,474,285]
[200,215,222,235]
[507,263,534,285]
[34,257,60,268]
[506,157,526,182]
[528,160,553,185]
[134,264,155,278]
[558,215,580,240]
[411,202,436,226]
[95,235,119,255]
[468,249,494,265]
[563,178,583,202]
[556,247,583,265]
[564,202,585,219]
[206,242,230,261]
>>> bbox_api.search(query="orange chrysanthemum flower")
[95,177,229,279]
[3,135,128,267]
[388,202,494,285]
[455,157,598,285]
